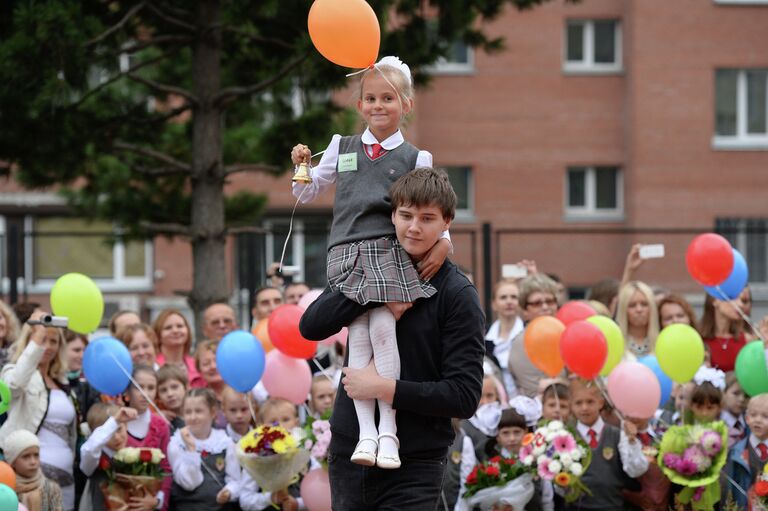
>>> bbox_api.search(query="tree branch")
[140,221,191,236]
[222,26,293,50]
[130,164,189,177]
[85,2,147,47]
[114,141,191,172]
[224,163,281,176]
[145,3,196,32]
[127,73,199,104]
[118,35,194,55]
[214,53,310,108]
[149,103,194,124]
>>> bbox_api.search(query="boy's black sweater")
[300,260,486,460]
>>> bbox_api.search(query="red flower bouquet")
[462,456,534,511]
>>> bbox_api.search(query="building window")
[564,20,622,74]
[444,166,474,218]
[431,39,474,74]
[565,166,623,220]
[714,68,768,149]
[264,219,330,289]
[716,218,768,284]
[25,217,153,292]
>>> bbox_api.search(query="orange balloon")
[252,318,273,353]
[308,0,380,68]
[0,461,15,490]
[524,316,566,377]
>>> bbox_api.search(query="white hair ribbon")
[693,366,726,391]
[509,396,543,427]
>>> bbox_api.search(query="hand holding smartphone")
[639,244,665,259]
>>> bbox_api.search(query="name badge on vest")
[602,446,614,461]
[338,152,358,172]
[451,450,462,465]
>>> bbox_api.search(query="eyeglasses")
[526,298,557,308]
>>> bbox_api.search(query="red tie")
[588,429,598,449]
[370,143,385,159]
[638,432,653,447]
[759,443,768,462]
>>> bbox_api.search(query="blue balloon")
[217,330,266,393]
[0,483,18,509]
[83,337,133,396]
[638,355,673,408]
[704,248,748,300]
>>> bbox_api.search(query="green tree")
[0,0,564,333]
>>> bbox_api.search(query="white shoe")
[350,437,377,466]
[376,433,401,469]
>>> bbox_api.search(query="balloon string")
[593,377,626,423]
[247,392,259,426]
[108,353,172,427]
[345,65,374,78]
[312,358,335,384]
[278,185,308,273]
[715,285,766,343]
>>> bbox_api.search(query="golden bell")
[292,162,312,184]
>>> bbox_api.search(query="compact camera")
[28,315,69,328]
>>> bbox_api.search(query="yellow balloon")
[50,273,104,334]
[655,324,704,383]
[587,316,625,376]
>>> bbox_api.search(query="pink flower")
[683,446,712,473]
[538,457,556,480]
[304,439,313,450]
[663,453,681,470]
[677,458,699,476]
[519,444,533,460]
[312,420,330,435]
[699,431,722,457]
[553,434,576,453]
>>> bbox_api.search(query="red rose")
[755,480,768,497]
[201,450,210,458]
[139,449,152,463]
[467,466,478,485]
[489,455,501,464]
[98,455,111,471]
[485,465,500,477]
[503,458,516,465]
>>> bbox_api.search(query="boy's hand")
[114,407,138,424]
[216,488,231,504]
[384,302,412,321]
[418,238,451,281]
[180,427,196,452]
[127,489,158,510]
[291,144,311,165]
[623,420,638,444]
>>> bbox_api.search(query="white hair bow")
[469,402,502,437]
[693,366,726,391]
[375,56,412,85]
[509,396,543,427]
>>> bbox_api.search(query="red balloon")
[560,320,607,380]
[686,233,734,286]
[268,305,317,359]
[555,301,596,326]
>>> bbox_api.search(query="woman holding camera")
[0,310,78,510]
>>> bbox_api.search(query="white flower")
[549,460,562,473]
[570,462,583,477]
[151,449,165,464]
[533,444,546,456]
[537,454,550,466]
[115,447,140,464]
[545,431,557,442]
[548,420,564,431]
[523,455,534,465]
[559,453,573,467]
[570,449,582,461]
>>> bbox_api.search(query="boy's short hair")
[87,402,120,431]
[543,382,570,403]
[157,364,189,388]
[260,397,297,423]
[748,394,768,412]
[569,378,602,400]
[389,167,457,221]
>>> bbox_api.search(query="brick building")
[1,0,767,327]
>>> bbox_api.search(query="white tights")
[347,307,399,457]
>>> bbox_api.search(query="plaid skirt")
[327,237,437,305]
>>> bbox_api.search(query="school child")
[168,388,240,510]
[462,374,503,462]
[157,364,188,433]
[540,381,570,423]
[721,371,748,448]
[621,417,671,511]
[291,54,452,469]
[724,393,768,508]
[308,375,336,419]
[689,366,726,424]
[222,386,255,443]
[565,379,648,510]
[3,429,63,511]
[123,364,172,510]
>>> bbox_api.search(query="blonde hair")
[0,300,20,347]
[260,397,297,424]
[616,281,660,351]
[117,323,158,353]
[357,65,414,117]
[86,402,119,431]
[152,309,193,356]
[194,340,218,372]
[12,324,68,382]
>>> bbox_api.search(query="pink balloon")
[300,468,332,511]
[320,326,348,347]
[298,289,324,310]
[261,350,312,405]
[607,362,661,420]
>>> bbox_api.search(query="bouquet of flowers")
[99,447,167,510]
[753,464,768,510]
[303,413,331,469]
[462,455,534,511]
[237,424,310,491]
[657,421,728,510]
[519,420,592,503]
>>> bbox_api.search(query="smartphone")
[639,244,665,259]
[502,264,528,279]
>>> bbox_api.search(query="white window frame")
[444,166,475,221]
[23,216,154,293]
[564,166,624,221]
[563,19,623,74]
[717,218,768,288]
[264,219,307,284]
[712,69,768,150]
[430,43,475,75]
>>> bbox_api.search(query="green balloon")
[0,483,17,509]
[0,381,9,415]
[655,324,704,383]
[735,341,768,397]
[50,273,104,334]
[587,316,624,376]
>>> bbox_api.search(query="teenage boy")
[300,167,485,511]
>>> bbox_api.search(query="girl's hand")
[27,310,47,345]
[384,302,412,321]
[127,490,158,511]
[180,427,196,452]
[623,420,638,444]
[291,144,311,165]
[114,407,138,424]
[216,488,231,504]
[418,238,451,281]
